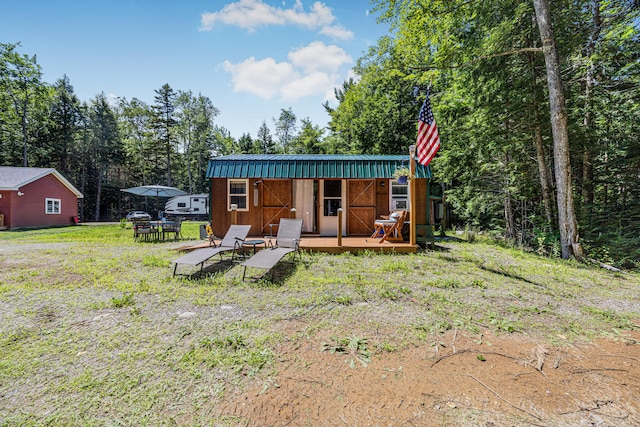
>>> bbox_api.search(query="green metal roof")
[206,155,432,179]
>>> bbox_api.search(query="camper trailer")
[164,194,209,220]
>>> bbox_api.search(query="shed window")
[45,198,61,214]
[228,179,248,211]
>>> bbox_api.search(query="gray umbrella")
[121,185,188,218]
[121,185,188,198]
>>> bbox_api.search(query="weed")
[434,278,461,289]
[322,336,372,368]
[486,311,520,333]
[583,306,639,330]
[470,279,487,289]
[334,295,352,305]
[111,292,135,308]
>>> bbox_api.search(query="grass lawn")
[0,222,639,426]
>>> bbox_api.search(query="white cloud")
[222,57,298,99]
[200,0,343,36]
[281,71,333,100]
[288,41,352,74]
[319,24,353,40]
[222,41,353,102]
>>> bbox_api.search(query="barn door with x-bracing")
[261,180,292,235]
[347,180,376,235]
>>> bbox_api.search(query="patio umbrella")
[121,185,188,198]
[121,185,188,218]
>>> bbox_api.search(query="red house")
[0,167,83,230]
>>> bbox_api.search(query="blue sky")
[1,0,388,139]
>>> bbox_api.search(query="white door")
[293,180,315,233]
[319,180,346,236]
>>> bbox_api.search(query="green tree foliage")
[364,0,640,264]
[0,42,48,166]
[326,37,419,155]
[255,120,276,154]
[89,93,122,221]
[49,75,81,175]
[290,118,325,154]
[152,83,178,186]
[236,132,254,154]
[274,107,297,153]
[175,90,220,193]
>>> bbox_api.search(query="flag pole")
[409,144,417,246]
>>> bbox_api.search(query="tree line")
[2,0,640,267]
[0,42,330,221]
[326,0,639,266]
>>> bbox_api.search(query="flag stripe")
[415,90,440,167]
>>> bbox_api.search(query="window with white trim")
[390,180,410,211]
[45,198,61,214]
[228,179,249,211]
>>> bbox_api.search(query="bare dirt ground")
[219,328,640,426]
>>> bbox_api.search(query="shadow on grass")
[182,259,238,279]
[478,264,546,288]
[243,259,301,286]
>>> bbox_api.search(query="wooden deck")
[177,235,418,253]
[259,235,417,254]
[297,235,416,253]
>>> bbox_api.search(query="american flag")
[416,90,440,166]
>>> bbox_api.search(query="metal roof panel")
[206,155,432,179]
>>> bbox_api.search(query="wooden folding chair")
[371,210,407,243]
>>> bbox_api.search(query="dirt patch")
[219,329,640,426]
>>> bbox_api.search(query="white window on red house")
[45,198,61,214]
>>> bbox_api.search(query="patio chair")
[241,218,303,281]
[161,217,182,240]
[370,210,407,243]
[133,219,159,241]
[172,224,251,276]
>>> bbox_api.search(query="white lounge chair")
[241,218,303,281]
[172,224,251,276]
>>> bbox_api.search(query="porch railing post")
[337,208,343,247]
[230,204,238,225]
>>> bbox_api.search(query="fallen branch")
[430,349,472,367]
[431,349,521,367]
[571,368,628,374]
[467,374,542,421]
[587,258,623,272]
[282,376,326,385]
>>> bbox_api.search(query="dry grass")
[0,223,638,426]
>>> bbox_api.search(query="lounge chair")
[172,224,251,276]
[241,218,303,281]
[370,210,407,243]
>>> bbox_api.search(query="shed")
[206,154,440,239]
[0,167,83,230]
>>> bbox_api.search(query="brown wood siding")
[375,178,390,219]
[414,178,428,226]
[347,180,375,235]
[209,176,431,238]
[209,178,291,237]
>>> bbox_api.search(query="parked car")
[126,211,151,221]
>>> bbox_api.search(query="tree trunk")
[21,98,29,167]
[527,50,555,227]
[95,164,103,222]
[533,0,583,259]
[504,192,516,241]
[534,125,554,225]
[581,0,601,222]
